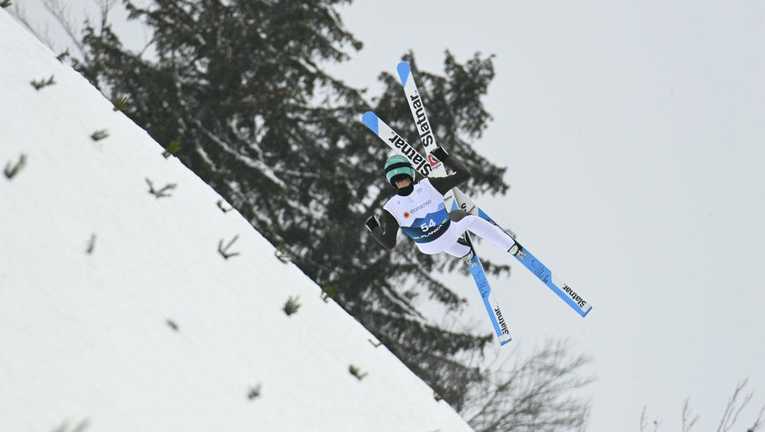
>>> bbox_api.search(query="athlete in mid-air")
[365,147,518,259]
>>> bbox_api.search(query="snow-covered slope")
[0,11,472,432]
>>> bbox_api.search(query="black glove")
[364,216,380,233]
[431,146,449,163]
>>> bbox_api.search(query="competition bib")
[383,179,450,244]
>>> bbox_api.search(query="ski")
[453,189,592,317]
[455,202,512,345]
[361,110,512,345]
[396,61,592,318]
[361,112,433,178]
[396,62,441,158]
[465,237,513,345]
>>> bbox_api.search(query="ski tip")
[580,304,593,318]
[500,337,513,346]
[361,111,379,135]
[396,61,411,86]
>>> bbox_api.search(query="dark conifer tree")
[75,0,509,410]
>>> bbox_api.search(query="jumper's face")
[395,177,412,189]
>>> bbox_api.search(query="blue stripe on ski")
[396,61,411,86]
[474,204,592,317]
[477,207,497,224]
[361,111,379,135]
[469,256,492,298]
[469,255,511,345]
[514,248,591,317]
[451,201,511,343]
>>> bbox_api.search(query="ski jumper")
[372,157,516,258]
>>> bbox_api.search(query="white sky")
[14,1,765,430]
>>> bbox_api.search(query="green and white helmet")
[384,154,415,185]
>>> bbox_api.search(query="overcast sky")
[15,1,765,430]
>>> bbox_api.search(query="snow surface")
[0,10,472,432]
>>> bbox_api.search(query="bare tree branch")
[91,0,116,32]
[640,406,648,432]
[41,0,85,56]
[717,379,756,432]
[682,398,699,432]
[643,379,764,432]
[748,404,765,432]
[463,339,594,432]
[9,2,57,50]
